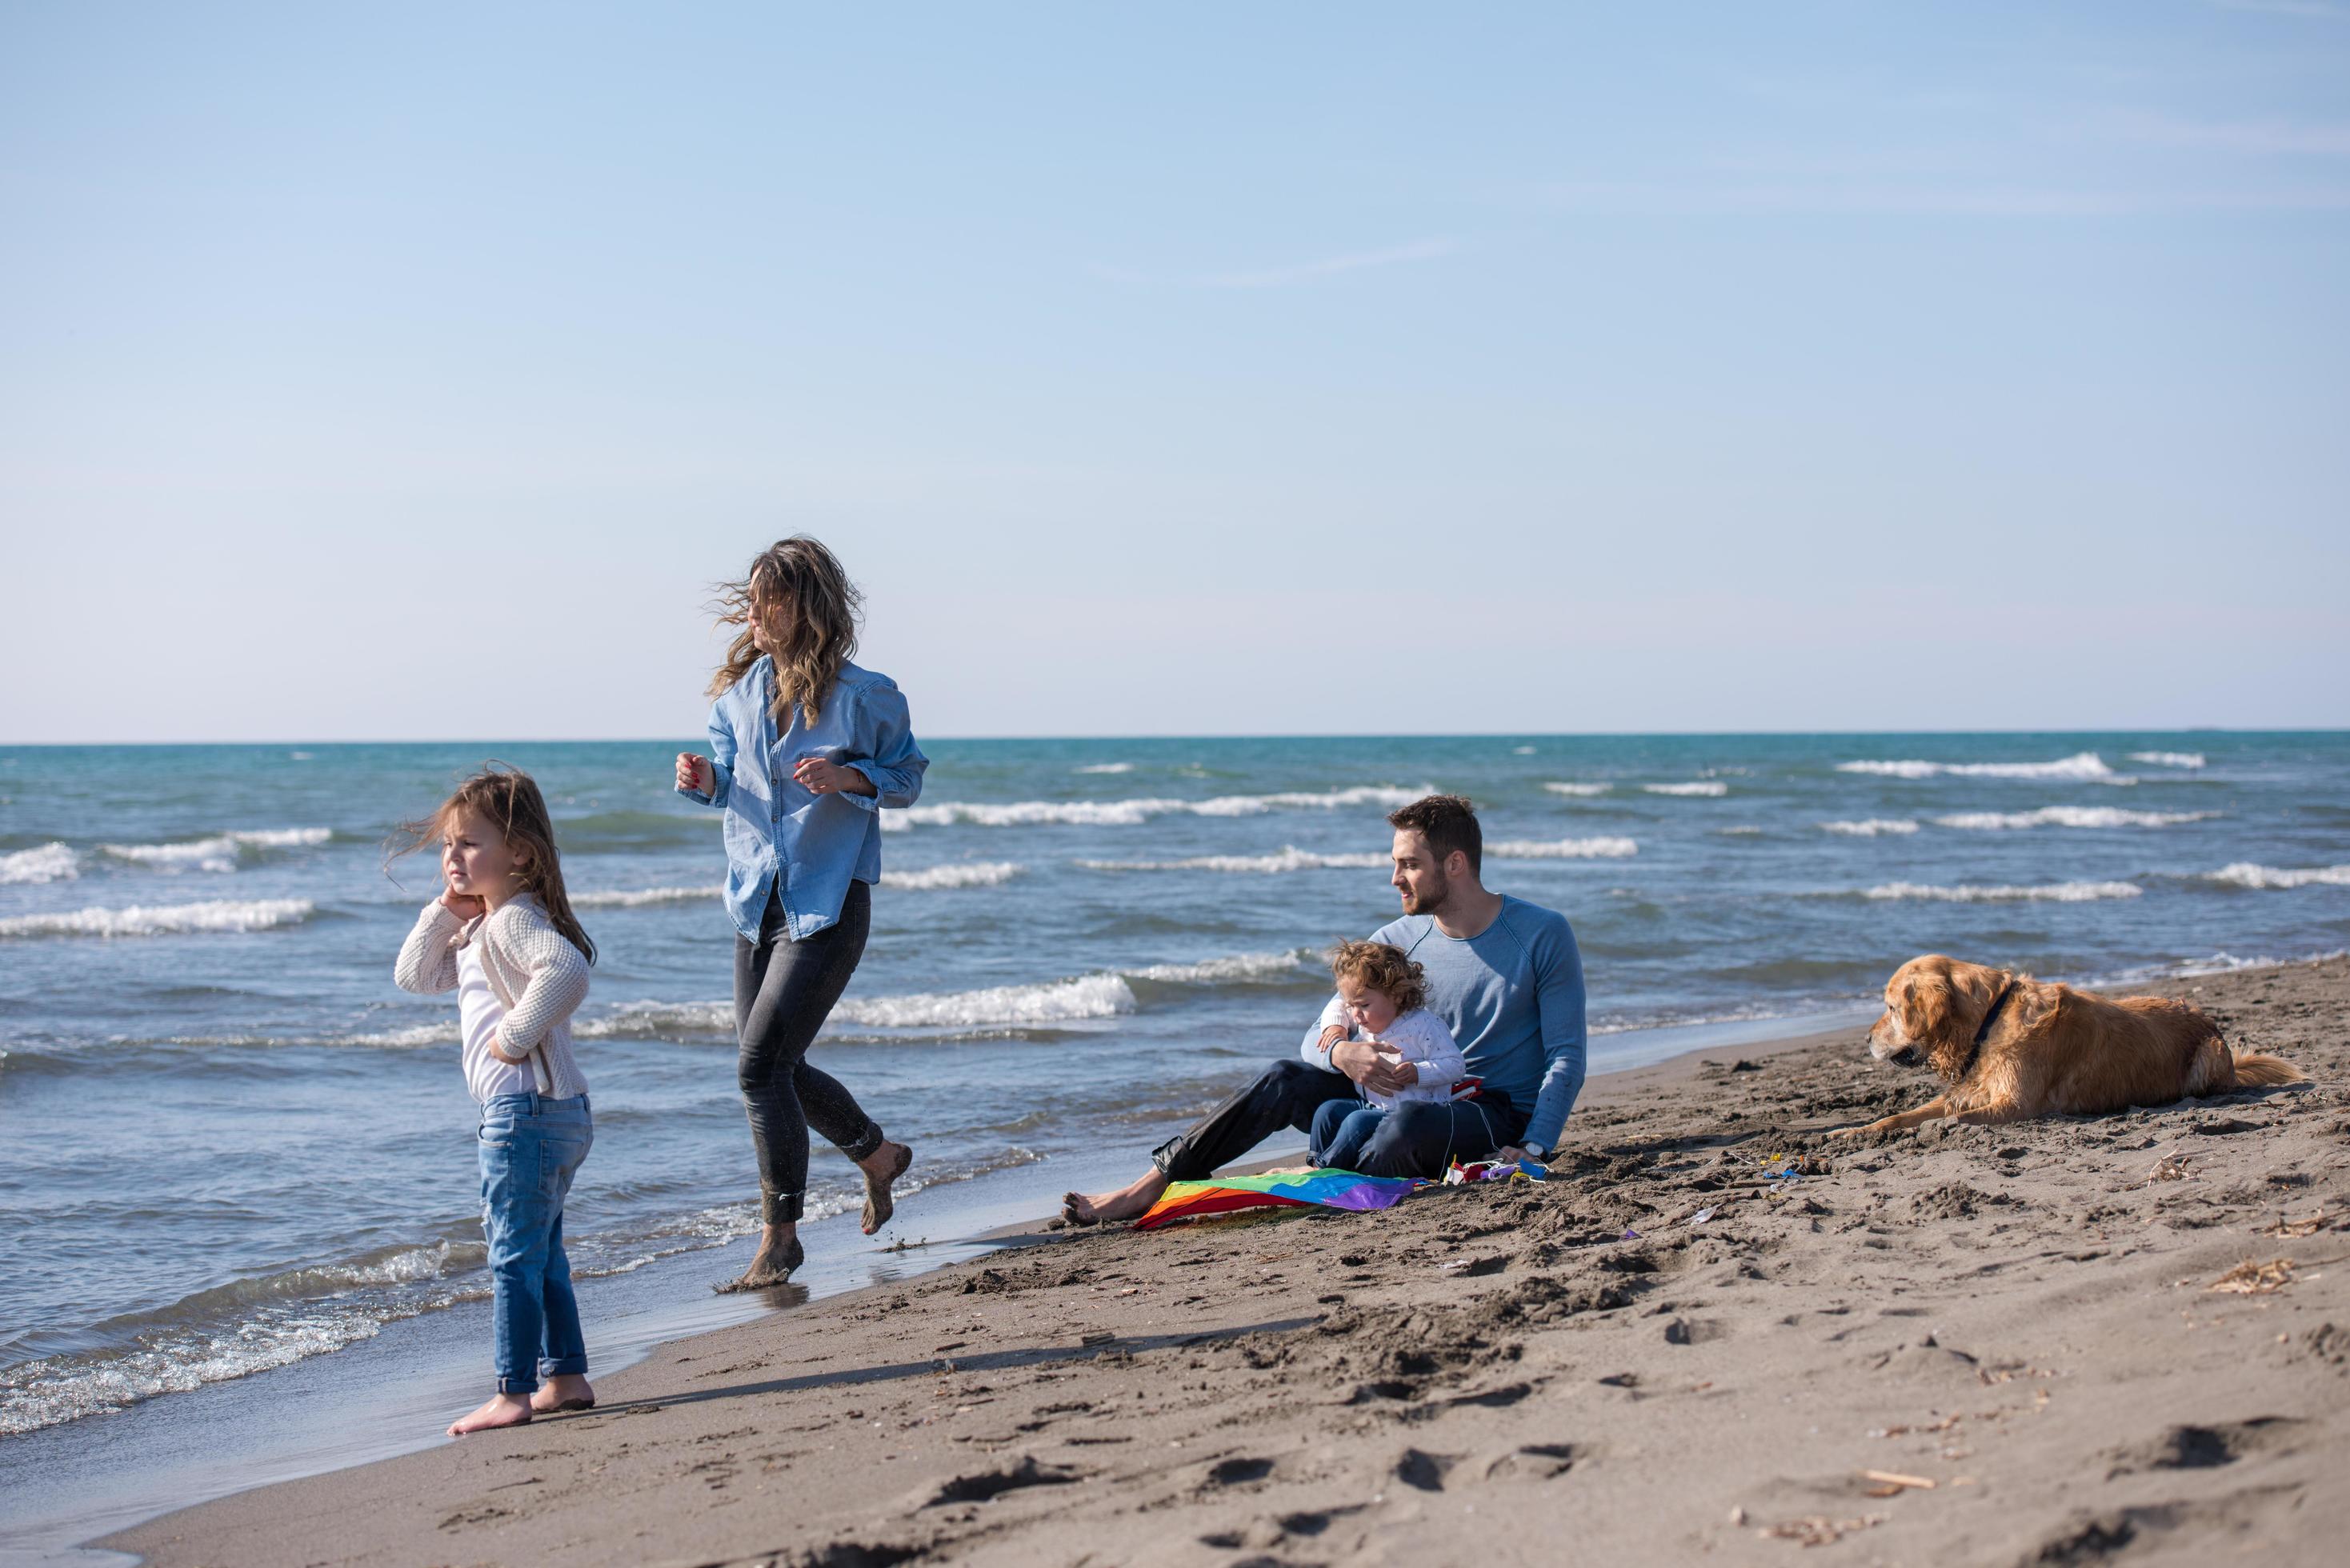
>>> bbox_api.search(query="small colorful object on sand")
[1132,1169,1430,1230]
[1443,1158,1549,1186]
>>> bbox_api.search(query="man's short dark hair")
[1387,794,1480,876]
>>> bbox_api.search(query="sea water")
[2,732,2345,1522]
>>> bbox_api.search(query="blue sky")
[2,2,2344,742]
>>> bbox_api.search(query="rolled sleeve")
[843,679,927,810]
[678,701,736,809]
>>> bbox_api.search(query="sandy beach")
[103,955,2348,1566]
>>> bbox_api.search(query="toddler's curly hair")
[1328,939,1426,1014]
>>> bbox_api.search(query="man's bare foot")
[718,1224,803,1292]
[530,1373,595,1414]
[1062,1169,1170,1226]
[859,1139,912,1235]
[447,1392,533,1437]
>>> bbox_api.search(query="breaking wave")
[1643,782,1727,797]
[1487,836,1639,859]
[892,784,1431,830]
[1857,880,2143,903]
[879,861,1024,890]
[580,950,1315,1040]
[573,885,716,908]
[1933,806,2216,831]
[2204,862,2350,890]
[0,842,79,884]
[1074,762,1134,774]
[1079,846,1388,874]
[0,898,318,939]
[97,827,334,874]
[1821,819,1919,837]
[2128,751,2206,769]
[1543,782,1612,797]
[1835,751,2128,783]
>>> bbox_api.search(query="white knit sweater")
[394,894,591,1099]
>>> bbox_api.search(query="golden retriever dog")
[1835,954,2304,1137]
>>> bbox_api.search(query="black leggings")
[734,879,883,1224]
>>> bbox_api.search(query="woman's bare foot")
[447,1392,533,1437]
[719,1223,803,1291]
[859,1139,912,1235]
[1062,1169,1170,1226]
[530,1373,595,1414]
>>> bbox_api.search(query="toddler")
[1307,940,1468,1172]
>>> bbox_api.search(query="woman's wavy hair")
[386,763,596,965]
[707,536,863,728]
[1328,939,1427,1015]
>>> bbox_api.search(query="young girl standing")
[676,536,926,1289]
[393,766,598,1436]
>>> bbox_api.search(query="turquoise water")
[2,732,2345,1454]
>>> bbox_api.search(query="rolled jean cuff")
[841,1121,886,1164]
[762,1187,804,1226]
[497,1373,539,1395]
[540,1354,588,1378]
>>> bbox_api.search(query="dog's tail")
[2228,1050,2308,1089]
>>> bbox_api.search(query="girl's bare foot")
[859,1139,912,1234]
[719,1223,803,1291]
[1062,1169,1170,1226]
[530,1373,595,1414]
[447,1392,533,1437]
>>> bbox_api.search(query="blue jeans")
[477,1091,593,1394]
[1309,1098,1388,1171]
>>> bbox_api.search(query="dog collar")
[1956,977,2017,1078]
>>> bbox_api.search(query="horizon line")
[3,725,2343,750]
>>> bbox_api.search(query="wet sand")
[106,957,2350,1566]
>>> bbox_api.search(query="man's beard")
[1399,871,1449,915]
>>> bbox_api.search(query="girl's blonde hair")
[1329,939,1426,1014]
[388,763,596,965]
[707,535,863,728]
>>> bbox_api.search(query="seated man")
[1064,794,1587,1224]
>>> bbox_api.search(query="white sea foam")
[1543,782,1612,797]
[1836,751,2128,783]
[836,974,1137,1028]
[1079,846,1388,874]
[2204,862,2350,890]
[1074,762,1134,774]
[1644,782,1727,797]
[0,1241,473,1437]
[98,827,334,873]
[579,950,1312,1039]
[879,861,1024,890]
[1717,825,1764,836]
[1487,836,1639,859]
[895,784,1431,830]
[1860,880,2142,903]
[1512,745,1537,755]
[1821,818,1919,837]
[1125,951,1315,985]
[1934,806,2216,831]
[572,885,719,908]
[0,898,318,938]
[0,842,79,883]
[2128,751,2206,769]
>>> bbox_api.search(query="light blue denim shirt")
[679,657,927,942]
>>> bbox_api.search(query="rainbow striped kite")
[1133,1169,1431,1230]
